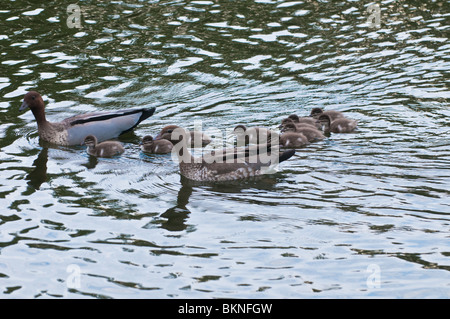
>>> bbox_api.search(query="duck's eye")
[167,129,173,133]
[32,96,36,100]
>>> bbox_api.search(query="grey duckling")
[309,107,344,121]
[279,132,309,148]
[281,122,325,142]
[19,91,155,146]
[287,114,322,129]
[141,135,174,154]
[154,125,211,147]
[279,118,318,131]
[172,128,295,182]
[318,114,358,133]
[83,135,124,158]
[233,124,274,145]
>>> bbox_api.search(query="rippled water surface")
[0,0,449,298]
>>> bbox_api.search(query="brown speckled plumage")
[172,129,295,182]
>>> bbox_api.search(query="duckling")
[154,125,211,147]
[281,122,325,142]
[83,135,124,158]
[287,114,321,129]
[279,118,318,131]
[309,107,344,121]
[318,114,358,133]
[279,132,309,148]
[141,135,173,154]
[233,124,274,145]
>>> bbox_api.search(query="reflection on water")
[0,0,449,298]
[157,176,193,232]
[25,147,48,190]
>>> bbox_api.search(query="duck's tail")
[278,149,296,163]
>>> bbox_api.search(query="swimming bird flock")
[20,91,358,182]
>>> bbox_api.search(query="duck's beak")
[19,100,29,112]
[154,133,162,140]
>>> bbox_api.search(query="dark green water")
[0,0,449,298]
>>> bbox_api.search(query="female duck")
[140,135,173,154]
[19,91,155,146]
[172,128,295,182]
[83,135,124,158]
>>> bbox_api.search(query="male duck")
[309,107,344,121]
[19,91,155,146]
[318,114,358,133]
[172,128,295,182]
[154,125,211,147]
[83,135,124,158]
[141,135,174,154]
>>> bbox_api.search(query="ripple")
[0,0,449,299]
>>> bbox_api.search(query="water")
[0,0,449,298]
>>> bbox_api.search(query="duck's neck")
[31,107,48,127]
[177,143,195,165]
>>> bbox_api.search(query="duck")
[309,107,344,121]
[140,135,173,154]
[279,118,318,131]
[83,135,124,158]
[318,114,358,133]
[172,128,295,182]
[154,125,211,147]
[287,114,321,129]
[281,122,325,142]
[279,132,309,148]
[233,124,274,145]
[19,91,155,146]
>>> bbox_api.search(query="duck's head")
[20,91,45,112]
[141,135,154,146]
[318,114,331,128]
[154,125,182,141]
[287,114,300,123]
[233,124,247,134]
[310,107,324,118]
[280,122,297,133]
[83,135,98,147]
[279,118,294,128]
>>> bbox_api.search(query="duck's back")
[62,108,155,145]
